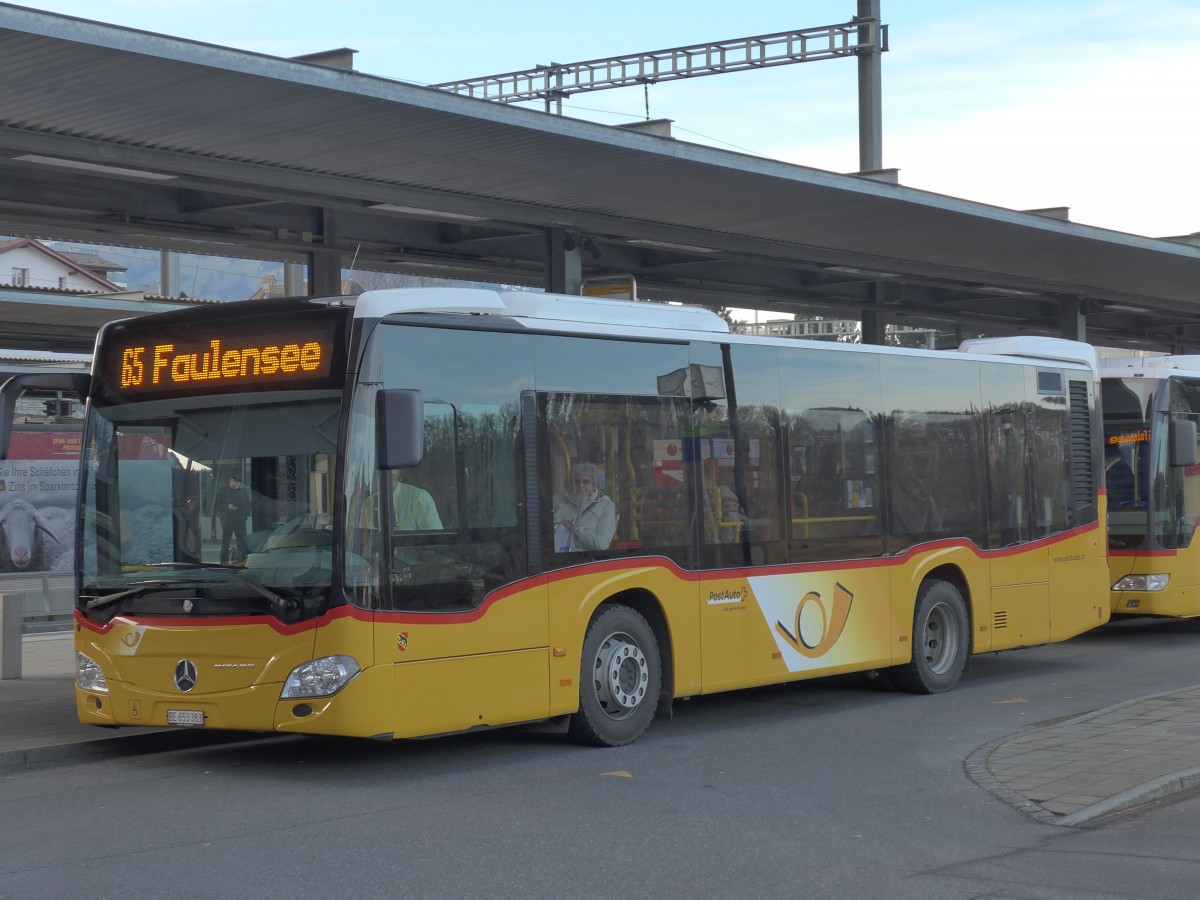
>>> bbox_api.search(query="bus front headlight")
[1112,574,1170,592]
[76,652,109,694]
[281,655,361,698]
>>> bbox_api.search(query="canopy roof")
[1,3,1198,351]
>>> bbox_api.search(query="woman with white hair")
[552,460,616,552]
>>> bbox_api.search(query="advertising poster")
[0,428,80,574]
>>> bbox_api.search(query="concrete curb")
[966,683,1200,827]
[965,736,1062,826]
[1056,764,1200,827]
[0,728,274,771]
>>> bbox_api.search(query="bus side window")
[539,392,687,562]
[389,401,457,533]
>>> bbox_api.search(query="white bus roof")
[350,288,1099,375]
[351,287,730,334]
[1100,355,1200,379]
[957,336,1098,375]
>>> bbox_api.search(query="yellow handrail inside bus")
[711,483,744,542]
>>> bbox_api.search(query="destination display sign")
[98,311,345,402]
[1107,429,1149,445]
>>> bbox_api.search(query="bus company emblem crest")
[174,659,198,692]
[397,632,409,652]
[775,583,854,659]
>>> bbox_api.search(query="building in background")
[0,237,124,292]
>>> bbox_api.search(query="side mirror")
[1169,419,1198,468]
[375,389,424,469]
[0,373,90,459]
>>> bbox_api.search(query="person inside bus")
[553,460,617,551]
[392,472,443,531]
[215,473,252,563]
[1105,444,1136,506]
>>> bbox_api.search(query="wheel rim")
[921,600,960,675]
[590,631,649,720]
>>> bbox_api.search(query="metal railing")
[3,572,75,633]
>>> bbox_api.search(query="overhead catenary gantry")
[433,0,886,172]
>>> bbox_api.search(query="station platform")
[0,633,214,768]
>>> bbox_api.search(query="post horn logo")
[775,583,854,659]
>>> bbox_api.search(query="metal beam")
[431,21,886,105]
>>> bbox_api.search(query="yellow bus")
[0,289,1110,746]
[1101,356,1200,617]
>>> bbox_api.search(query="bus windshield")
[78,391,341,618]
[1101,376,1154,550]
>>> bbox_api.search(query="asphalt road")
[2,616,1199,899]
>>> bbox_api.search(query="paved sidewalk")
[967,686,1200,826]
[0,632,192,769]
[5,632,1200,827]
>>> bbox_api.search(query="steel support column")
[860,308,886,345]
[159,251,180,298]
[284,262,305,297]
[1060,297,1086,342]
[308,209,342,296]
[861,280,888,345]
[545,228,582,295]
[856,0,884,173]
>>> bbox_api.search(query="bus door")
[1140,380,1200,614]
[1039,369,1105,642]
[983,366,1049,648]
[697,343,895,690]
[368,324,546,736]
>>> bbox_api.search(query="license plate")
[167,709,205,727]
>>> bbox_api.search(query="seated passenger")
[393,476,442,531]
[553,461,616,551]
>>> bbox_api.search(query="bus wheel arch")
[890,569,970,695]
[568,590,669,747]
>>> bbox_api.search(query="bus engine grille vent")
[1068,379,1095,506]
[994,610,1008,629]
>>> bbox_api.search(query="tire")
[889,578,969,694]
[568,604,662,747]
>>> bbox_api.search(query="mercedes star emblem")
[174,659,198,693]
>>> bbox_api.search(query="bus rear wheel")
[890,578,968,694]
[568,604,661,747]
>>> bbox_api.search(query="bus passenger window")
[539,391,687,562]
[553,460,616,551]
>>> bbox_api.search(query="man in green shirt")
[393,479,442,531]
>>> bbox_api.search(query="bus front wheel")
[890,579,968,694]
[568,604,661,747]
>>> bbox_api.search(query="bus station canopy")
[1,3,1199,352]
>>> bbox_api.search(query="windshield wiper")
[141,562,306,623]
[85,581,182,610]
[86,564,310,622]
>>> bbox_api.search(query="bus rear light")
[281,655,361,699]
[1112,574,1170,592]
[76,652,109,694]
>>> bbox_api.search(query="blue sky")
[12,1,1200,241]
